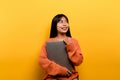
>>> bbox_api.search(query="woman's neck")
[56,34,67,40]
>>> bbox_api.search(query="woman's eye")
[59,21,63,23]
[59,20,68,23]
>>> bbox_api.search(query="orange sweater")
[39,37,83,80]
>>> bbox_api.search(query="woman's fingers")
[65,70,72,77]
[64,37,72,45]
[67,70,72,74]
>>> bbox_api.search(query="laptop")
[46,41,73,72]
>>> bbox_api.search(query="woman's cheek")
[57,26,61,31]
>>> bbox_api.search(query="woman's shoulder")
[41,38,56,46]
[45,38,56,42]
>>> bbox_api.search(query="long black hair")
[50,14,72,38]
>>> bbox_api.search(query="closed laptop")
[46,41,73,72]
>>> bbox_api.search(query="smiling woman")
[0,0,120,80]
[38,14,83,80]
[56,17,69,34]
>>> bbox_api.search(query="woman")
[39,14,83,80]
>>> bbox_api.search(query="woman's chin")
[61,30,68,33]
[60,32,67,34]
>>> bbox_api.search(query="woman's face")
[56,17,69,34]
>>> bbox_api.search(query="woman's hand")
[64,37,72,45]
[65,69,72,77]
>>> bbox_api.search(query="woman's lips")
[61,27,67,30]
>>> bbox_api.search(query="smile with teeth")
[61,27,67,30]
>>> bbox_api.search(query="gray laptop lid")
[46,41,73,72]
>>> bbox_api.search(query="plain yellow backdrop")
[0,0,120,80]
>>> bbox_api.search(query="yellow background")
[0,0,120,80]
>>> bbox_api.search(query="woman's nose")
[63,22,68,26]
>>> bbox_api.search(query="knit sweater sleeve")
[66,39,83,66]
[39,43,67,76]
